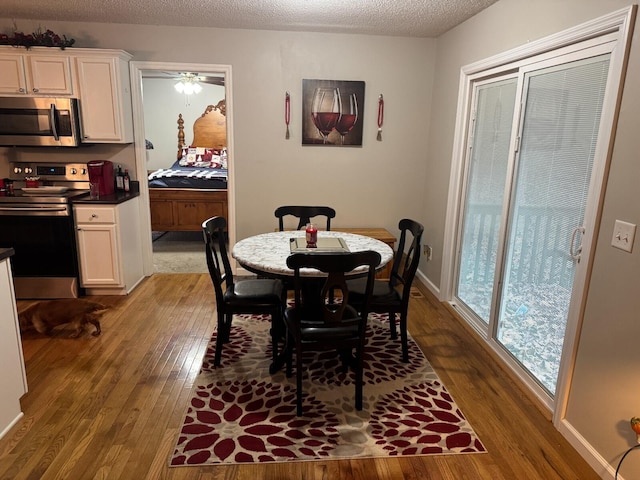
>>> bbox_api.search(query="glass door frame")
[451,72,521,339]
[441,7,635,421]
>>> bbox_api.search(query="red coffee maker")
[87,160,115,196]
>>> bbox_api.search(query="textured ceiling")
[1,0,498,38]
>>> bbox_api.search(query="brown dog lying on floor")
[18,299,107,337]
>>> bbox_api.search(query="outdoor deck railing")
[461,204,580,288]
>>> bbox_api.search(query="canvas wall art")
[302,79,365,146]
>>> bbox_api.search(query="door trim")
[129,61,235,277]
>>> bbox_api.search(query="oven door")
[0,205,80,298]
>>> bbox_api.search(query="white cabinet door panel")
[28,55,73,95]
[0,54,27,94]
[76,223,122,286]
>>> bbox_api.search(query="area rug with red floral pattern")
[170,312,486,466]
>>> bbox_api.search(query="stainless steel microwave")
[0,97,81,147]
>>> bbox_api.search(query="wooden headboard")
[177,99,226,157]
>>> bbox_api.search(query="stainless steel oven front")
[0,163,90,299]
[0,197,81,299]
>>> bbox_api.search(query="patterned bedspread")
[148,164,227,189]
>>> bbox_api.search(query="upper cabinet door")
[27,55,73,95]
[0,53,73,95]
[75,54,133,143]
[0,54,28,94]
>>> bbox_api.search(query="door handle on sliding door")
[570,226,585,262]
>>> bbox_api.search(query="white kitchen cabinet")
[74,198,143,295]
[0,46,133,144]
[75,51,133,143]
[0,50,73,95]
[0,54,27,94]
[0,252,28,440]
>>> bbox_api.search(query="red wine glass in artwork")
[335,92,358,145]
[311,87,341,144]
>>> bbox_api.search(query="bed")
[148,100,228,232]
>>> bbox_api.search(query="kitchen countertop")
[72,181,140,205]
[0,248,15,262]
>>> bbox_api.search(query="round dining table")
[232,230,394,278]
[232,230,393,373]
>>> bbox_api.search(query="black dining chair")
[274,205,336,231]
[202,216,286,369]
[347,218,424,363]
[284,250,380,416]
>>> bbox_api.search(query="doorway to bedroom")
[130,61,234,276]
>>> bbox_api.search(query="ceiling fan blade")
[143,71,225,86]
[199,76,225,86]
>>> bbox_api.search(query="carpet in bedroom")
[152,231,209,273]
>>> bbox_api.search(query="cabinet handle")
[18,87,25,93]
[33,88,39,93]
[91,214,97,218]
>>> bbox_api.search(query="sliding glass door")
[497,56,610,394]
[454,52,611,398]
[456,78,517,325]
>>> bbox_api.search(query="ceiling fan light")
[175,73,202,96]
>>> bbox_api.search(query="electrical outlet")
[611,220,636,253]
[423,244,432,261]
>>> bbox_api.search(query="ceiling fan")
[148,71,225,86]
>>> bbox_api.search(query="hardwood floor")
[0,274,598,479]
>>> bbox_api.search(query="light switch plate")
[611,220,636,253]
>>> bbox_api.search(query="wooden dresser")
[149,188,227,231]
[334,228,396,278]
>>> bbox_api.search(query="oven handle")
[50,103,60,141]
[0,206,69,214]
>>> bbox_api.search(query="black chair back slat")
[275,205,336,231]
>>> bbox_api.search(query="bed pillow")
[179,147,227,168]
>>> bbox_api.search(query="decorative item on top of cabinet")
[0,27,75,49]
[74,199,143,295]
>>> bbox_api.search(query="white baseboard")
[415,269,439,299]
[557,418,620,479]
[0,412,23,441]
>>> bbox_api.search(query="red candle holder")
[305,223,317,248]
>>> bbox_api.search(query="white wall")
[429,1,640,478]
[2,20,435,243]
[142,78,225,171]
